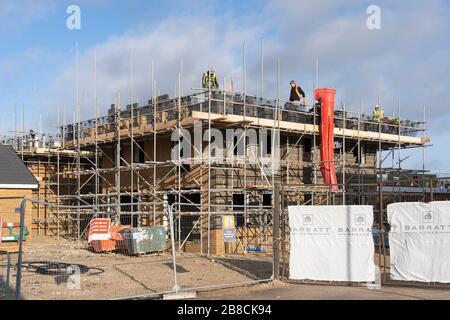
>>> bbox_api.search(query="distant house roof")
[0,145,38,189]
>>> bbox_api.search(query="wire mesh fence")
[5,189,449,299]
[0,197,274,300]
[0,251,13,300]
[0,196,25,300]
[169,202,275,293]
[279,190,450,289]
[14,199,180,299]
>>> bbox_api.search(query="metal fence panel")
[3,198,274,300]
[280,191,450,290]
[0,251,13,300]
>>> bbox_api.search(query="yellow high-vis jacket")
[202,71,219,89]
[373,108,385,123]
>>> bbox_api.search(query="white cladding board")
[288,206,376,282]
[388,202,450,283]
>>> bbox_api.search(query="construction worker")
[289,80,307,106]
[29,130,37,148]
[372,104,385,132]
[372,104,385,123]
[202,69,219,89]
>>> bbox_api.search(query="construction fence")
[0,197,274,300]
[0,251,13,300]
[3,190,450,300]
[278,191,450,290]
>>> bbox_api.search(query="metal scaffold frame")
[3,43,441,257]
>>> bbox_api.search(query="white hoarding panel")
[388,202,450,283]
[288,206,376,282]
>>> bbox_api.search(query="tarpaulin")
[388,202,450,283]
[288,206,376,282]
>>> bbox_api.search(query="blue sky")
[0,0,449,173]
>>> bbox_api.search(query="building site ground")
[199,281,450,300]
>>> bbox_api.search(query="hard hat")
[375,104,380,108]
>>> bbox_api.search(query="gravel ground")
[8,240,443,301]
[198,281,450,300]
[2,240,260,300]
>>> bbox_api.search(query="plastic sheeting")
[289,206,376,282]
[388,202,450,283]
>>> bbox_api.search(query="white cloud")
[48,14,268,121]
[5,0,450,172]
[260,0,450,172]
[0,0,114,31]
[0,0,58,28]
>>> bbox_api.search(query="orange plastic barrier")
[315,88,338,191]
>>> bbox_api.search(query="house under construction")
[4,79,444,255]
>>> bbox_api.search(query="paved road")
[198,281,450,300]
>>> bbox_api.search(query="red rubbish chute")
[315,88,338,191]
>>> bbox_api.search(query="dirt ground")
[196,251,450,300]
[1,238,271,300]
[199,281,450,300]
[5,239,447,300]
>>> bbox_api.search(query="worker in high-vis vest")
[202,69,219,89]
[372,104,385,123]
[289,80,307,105]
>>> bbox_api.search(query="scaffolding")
[2,48,444,257]
[8,92,434,248]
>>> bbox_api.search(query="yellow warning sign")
[222,215,236,242]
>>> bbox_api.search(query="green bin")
[120,227,166,255]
